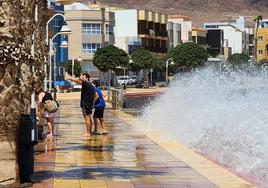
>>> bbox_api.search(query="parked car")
[128,76,137,85]
[135,80,145,88]
[117,77,129,86]
[72,82,82,91]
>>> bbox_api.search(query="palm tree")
[253,15,263,63]
[0,0,47,186]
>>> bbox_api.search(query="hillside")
[83,0,268,27]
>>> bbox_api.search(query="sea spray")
[137,66,268,187]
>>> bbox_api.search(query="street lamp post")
[72,57,74,77]
[116,65,126,90]
[165,58,174,86]
[115,58,132,90]
[72,56,82,77]
[46,13,71,93]
[150,68,153,86]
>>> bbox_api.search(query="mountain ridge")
[83,0,268,27]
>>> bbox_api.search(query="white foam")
[137,66,268,187]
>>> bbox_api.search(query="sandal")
[91,131,98,135]
[102,130,108,134]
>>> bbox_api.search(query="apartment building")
[204,17,251,56]
[245,28,254,59]
[192,27,207,47]
[207,29,224,57]
[256,19,268,62]
[64,2,115,77]
[168,15,192,43]
[113,9,168,55]
[167,22,181,49]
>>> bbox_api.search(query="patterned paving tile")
[31,94,225,188]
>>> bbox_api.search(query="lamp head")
[78,56,82,62]
[60,40,68,48]
[59,22,72,36]
[116,65,123,69]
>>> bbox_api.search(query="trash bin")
[18,114,34,184]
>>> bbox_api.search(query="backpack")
[44,100,59,113]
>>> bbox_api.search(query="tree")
[253,15,263,63]
[153,57,166,72]
[130,49,157,86]
[65,60,82,77]
[0,0,48,186]
[227,53,250,70]
[167,42,208,69]
[129,49,157,71]
[93,45,129,72]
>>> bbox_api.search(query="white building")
[204,16,250,55]
[167,22,181,49]
[168,15,192,43]
[113,9,142,54]
[113,9,168,54]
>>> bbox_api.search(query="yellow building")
[192,27,207,47]
[256,20,268,62]
[137,10,168,54]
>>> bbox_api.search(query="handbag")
[44,100,59,113]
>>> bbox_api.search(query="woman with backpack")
[36,88,58,139]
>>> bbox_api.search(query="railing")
[111,88,124,109]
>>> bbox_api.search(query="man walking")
[66,73,95,137]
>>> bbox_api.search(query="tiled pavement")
[30,93,254,188]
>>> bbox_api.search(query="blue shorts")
[82,106,92,117]
[93,107,105,118]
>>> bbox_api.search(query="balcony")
[142,46,167,53]
[138,29,167,37]
[155,47,167,53]
[138,29,149,35]
[155,30,167,37]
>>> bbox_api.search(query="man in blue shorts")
[92,80,107,134]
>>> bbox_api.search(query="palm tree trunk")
[0,0,48,186]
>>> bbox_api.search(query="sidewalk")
[31,93,255,188]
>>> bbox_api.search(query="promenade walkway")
[31,92,255,188]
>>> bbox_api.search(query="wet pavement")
[31,93,254,188]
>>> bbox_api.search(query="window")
[82,23,102,34]
[53,19,61,27]
[106,25,114,35]
[258,36,263,42]
[192,36,197,43]
[82,43,102,53]
[205,25,219,29]
[249,35,254,44]
[168,30,173,42]
[258,50,263,55]
[58,67,65,76]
